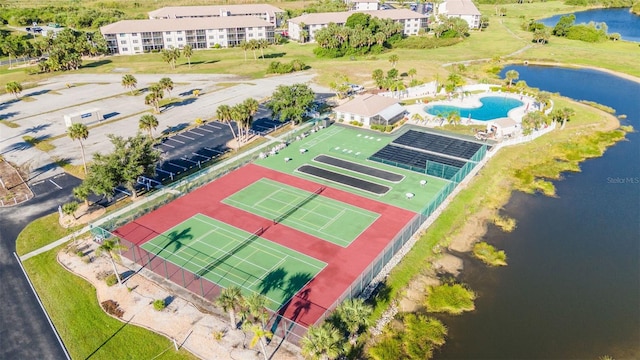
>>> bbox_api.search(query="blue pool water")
[425,96,523,121]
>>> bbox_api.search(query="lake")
[435,66,640,359]
[540,8,640,42]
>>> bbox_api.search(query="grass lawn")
[15,212,83,256]
[22,248,197,360]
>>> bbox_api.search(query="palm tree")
[411,112,425,123]
[159,77,174,98]
[240,40,249,61]
[536,91,551,110]
[95,238,128,286]
[553,107,575,129]
[446,111,462,126]
[244,323,272,360]
[216,104,238,151]
[505,70,519,88]
[333,298,372,344]
[182,44,193,68]
[445,72,465,93]
[231,103,250,143]
[67,123,89,174]
[248,39,259,60]
[298,22,307,43]
[121,74,137,95]
[244,292,268,326]
[5,81,23,99]
[145,84,164,113]
[408,68,417,80]
[243,98,260,141]
[215,286,243,329]
[139,114,159,137]
[388,54,399,68]
[301,323,344,360]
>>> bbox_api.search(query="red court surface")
[114,163,416,327]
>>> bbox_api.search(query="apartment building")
[438,0,482,29]
[101,17,275,55]
[148,4,285,27]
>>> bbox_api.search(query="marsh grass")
[473,242,508,266]
[425,284,476,315]
[493,215,517,232]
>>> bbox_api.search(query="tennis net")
[195,226,264,278]
[273,187,325,225]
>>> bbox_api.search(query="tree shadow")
[0,111,21,120]
[0,98,19,111]
[24,123,51,134]
[188,60,219,65]
[262,52,286,59]
[166,97,197,109]
[82,59,112,69]
[24,89,50,97]
[164,227,194,252]
[85,316,132,359]
[258,267,287,296]
[162,122,190,135]
[178,88,202,97]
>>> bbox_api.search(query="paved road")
[0,173,80,359]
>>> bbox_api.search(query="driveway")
[0,173,81,359]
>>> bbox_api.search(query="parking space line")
[189,130,206,137]
[168,138,185,144]
[204,147,223,154]
[168,161,187,170]
[49,179,63,189]
[178,134,194,141]
[205,123,222,130]
[198,127,214,133]
[160,142,175,149]
[192,152,210,160]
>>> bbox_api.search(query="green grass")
[0,120,20,128]
[15,212,83,256]
[22,135,55,152]
[255,125,451,212]
[222,178,379,247]
[425,283,476,315]
[141,214,326,310]
[473,242,508,266]
[22,249,197,360]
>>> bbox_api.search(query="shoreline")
[511,61,640,84]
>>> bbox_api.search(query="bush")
[425,283,476,314]
[349,120,363,126]
[493,215,517,232]
[153,299,166,311]
[105,273,118,287]
[473,242,508,266]
[266,60,307,74]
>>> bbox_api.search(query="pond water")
[540,8,640,42]
[435,66,640,359]
[425,96,523,121]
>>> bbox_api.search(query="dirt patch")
[448,208,494,253]
[59,203,107,228]
[398,273,440,313]
[58,239,303,360]
[0,160,33,207]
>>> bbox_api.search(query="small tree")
[121,74,137,95]
[216,286,244,329]
[159,77,174,98]
[139,114,159,137]
[5,81,23,99]
[62,201,79,219]
[95,238,128,286]
[388,54,399,68]
[216,104,238,151]
[244,323,273,360]
[301,323,344,360]
[67,123,90,175]
[145,84,164,113]
[505,70,519,88]
[182,44,193,68]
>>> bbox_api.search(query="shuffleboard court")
[297,165,391,195]
[313,155,404,182]
[140,213,326,311]
[222,178,379,247]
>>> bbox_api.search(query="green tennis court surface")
[222,178,379,247]
[140,213,326,311]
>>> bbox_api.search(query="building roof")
[351,0,379,3]
[334,94,402,117]
[148,4,284,19]
[289,9,427,25]
[101,17,273,34]
[492,117,518,128]
[445,0,481,16]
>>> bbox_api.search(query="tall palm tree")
[333,298,372,344]
[408,68,417,80]
[388,54,399,68]
[182,44,193,68]
[298,22,307,43]
[231,103,249,143]
[243,98,260,141]
[257,39,269,59]
[145,83,164,113]
[159,77,174,98]
[244,292,269,326]
[536,91,551,110]
[243,323,273,360]
[67,123,89,174]
[215,286,243,329]
[239,40,249,61]
[5,81,23,99]
[95,238,128,286]
[446,111,462,126]
[505,70,519,88]
[248,39,259,60]
[121,74,137,95]
[139,114,159,137]
[301,323,344,360]
[216,104,238,151]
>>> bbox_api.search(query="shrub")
[212,330,226,341]
[493,215,516,232]
[101,300,124,318]
[105,273,118,287]
[266,60,307,74]
[153,299,166,311]
[425,283,476,314]
[473,242,508,266]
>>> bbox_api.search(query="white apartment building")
[148,4,285,27]
[288,9,428,42]
[438,0,482,29]
[348,0,380,11]
[101,17,275,55]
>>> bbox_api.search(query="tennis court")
[222,178,379,247]
[140,213,326,311]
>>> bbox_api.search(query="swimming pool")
[425,96,523,121]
